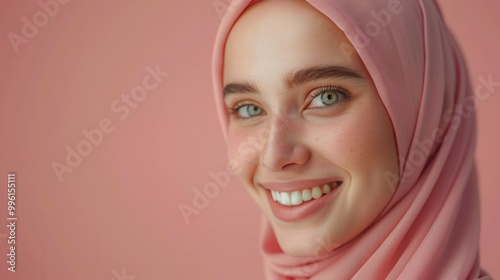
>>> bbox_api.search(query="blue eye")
[236,104,263,118]
[309,87,350,109]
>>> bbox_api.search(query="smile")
[271,181,342,207]
[261,179,344,222]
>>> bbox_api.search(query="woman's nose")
[260,115,311,171]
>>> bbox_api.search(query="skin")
[223,0,399,257]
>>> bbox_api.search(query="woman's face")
[223,0,399,257]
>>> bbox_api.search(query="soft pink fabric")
[212,0,491,279]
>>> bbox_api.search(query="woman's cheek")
[227,130,260,177]
[340,109,393,167]
[310,121,366,168]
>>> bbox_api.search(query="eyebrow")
[223,65,364,98]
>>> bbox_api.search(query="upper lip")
[259,178,342,192]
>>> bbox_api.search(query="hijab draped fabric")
[212,0,491,279]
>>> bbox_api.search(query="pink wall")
[437,0,500,277]
[0,1,498,279]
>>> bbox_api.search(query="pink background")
[0,1,498,279]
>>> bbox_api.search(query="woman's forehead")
[223,0,367,85]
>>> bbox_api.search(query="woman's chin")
[271,225,343,258]
[254,191,341,257]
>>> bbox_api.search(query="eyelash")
[228,100,254,118]
[308,85,351,110]
[228,85,351,120]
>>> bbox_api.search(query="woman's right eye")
[233,104,264,119]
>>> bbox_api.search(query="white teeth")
[291,191,303,205]
[302,189,312,201]
[322,183,332,194]
[311,186,323,199]
[271,182,341,207]
[280,192,291,206]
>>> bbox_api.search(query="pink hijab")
[212,0,491,279]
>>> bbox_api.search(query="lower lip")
[265,184,342,222]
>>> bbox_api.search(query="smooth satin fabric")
[212,0,490,279]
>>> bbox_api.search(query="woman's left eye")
[308,87,350,109]
[237,104,263,118]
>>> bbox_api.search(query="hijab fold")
[212,0,491,278]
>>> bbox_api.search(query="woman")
[211,0,491,279]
